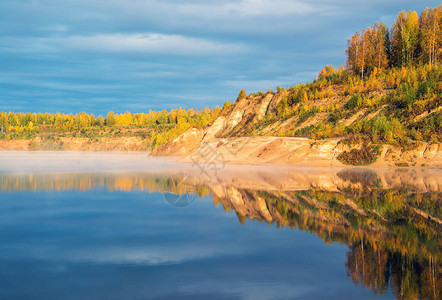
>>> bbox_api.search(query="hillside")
[154,6,442,166]
[152,63,442,166]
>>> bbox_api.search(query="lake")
[0,152,440,299]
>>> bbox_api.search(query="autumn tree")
[346,31,362,76]
[96,115,105,126]
[336,65,345,77]
[115,112,134,126]
[346,24,388,78]
[318,64,335,79]
[379,22,391,65]
[106,111,116,126]
[419,6,442,65]
[223,100,232,110]
[0,112,8,133]
[373,23,389,70]
[391,10,420,66]
[237,89,247,101]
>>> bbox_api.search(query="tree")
[336,65,345,76]
[419,6,442,65]
[373,23,389,70]
[237,89,247,101]
[437,6,442,64]
[223,100,232,110]
[0,112,8,133]
[96,115,105,126]
[391,11,420,66]
[352,27,376,80]
[106,111,116,126]
[346,31,362,75]
[156,110,168,125]
[115,111,133,126]
[379,22,392,65]
[318,65,335,79]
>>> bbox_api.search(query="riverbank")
[1,134,441,168]
[152,134,442,168]
[0,136,150,151]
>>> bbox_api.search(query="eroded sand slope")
[151,90,442,166]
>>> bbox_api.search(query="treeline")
[0,107,220,132]
[0,106,222,148]
[346,6,442,79]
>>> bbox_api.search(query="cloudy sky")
[0,0,439,115]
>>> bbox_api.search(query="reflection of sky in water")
[0,187,394,299]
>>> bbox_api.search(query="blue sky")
[0,0,439,115]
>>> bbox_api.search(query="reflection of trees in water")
[212,178,441,299]
[0,173,211,197]
[252,188,440,249]
[261,189,440,299]
[346,240,441,300]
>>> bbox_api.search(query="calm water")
[0,153,440,299]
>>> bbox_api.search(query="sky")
[0,0,439,115]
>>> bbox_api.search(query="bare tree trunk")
[355,44,359,75]
[378,42,381,69]
[432,18,437,65]
[361,40,365,80]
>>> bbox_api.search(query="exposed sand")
[0,137,149,151]
[153,130,442,168]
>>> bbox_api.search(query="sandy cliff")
[152,92,442,167]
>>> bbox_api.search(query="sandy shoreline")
[1,150,441,171]
[153,135,442,168]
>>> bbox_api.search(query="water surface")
[0,152,440,299]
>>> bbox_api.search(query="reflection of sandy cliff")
[211,182,441,258]
[208,180,440,299]
[207,173,441,300]
[1,167,441,193]
[213,167,442,193]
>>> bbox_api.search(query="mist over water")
[0,152,440,299]
[0,152,180,174]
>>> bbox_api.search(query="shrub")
[345,94,363,110]
[337,145,381,165]
[28,141,39,151]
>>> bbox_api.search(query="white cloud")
[173,0,315,17]
[38,24,69,32]
[95,0,320,34]
[222,73,317,92]
[1,33,248,56]
[61,0,316,18]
